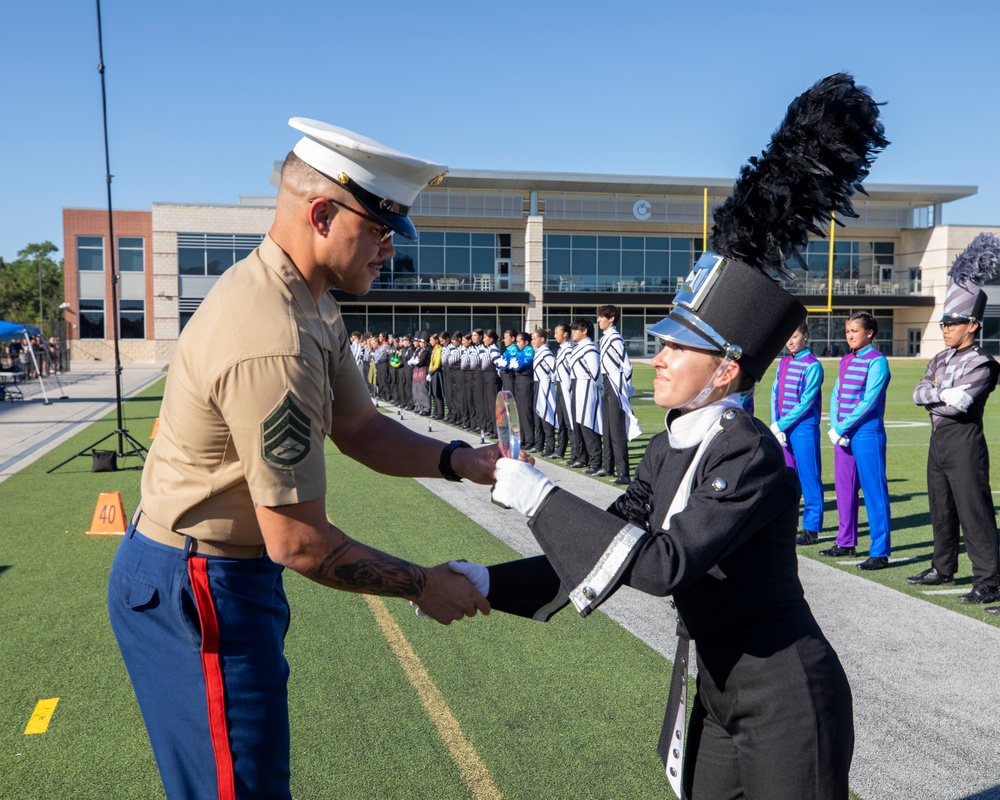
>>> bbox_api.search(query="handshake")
[411,459,556,621]
[411,560,490,621]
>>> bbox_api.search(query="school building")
[61,168,1000,362]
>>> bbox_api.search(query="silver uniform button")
[723,409,737,420]
[712,477,728,492]
[582,586,596,600]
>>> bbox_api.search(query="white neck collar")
[666,395,741,449]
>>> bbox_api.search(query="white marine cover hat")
[289,118,447,240]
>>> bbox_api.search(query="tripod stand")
[47,0,146,474]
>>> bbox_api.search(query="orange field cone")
[150,418,159,439]
[87,491,128,536]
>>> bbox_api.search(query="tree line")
[0,242,64,338]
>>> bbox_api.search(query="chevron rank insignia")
[261,392,312,467]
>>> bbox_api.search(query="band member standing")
[568,318,603,473]
[770,320,825,544]
[531,328,558,457]
[597,304,641,484]
[909,233,1000,606]
[553,323,576,463]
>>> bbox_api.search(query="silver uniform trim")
[533,584,571,621]
[569,523,647,613]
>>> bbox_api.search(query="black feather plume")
[950,232,1000,287]
[711,73,889,280]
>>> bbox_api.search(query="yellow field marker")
[24,698,59,735]
[363,596,503,800]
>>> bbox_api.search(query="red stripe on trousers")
[188,557,237,800]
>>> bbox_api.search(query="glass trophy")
[495,390,520,460]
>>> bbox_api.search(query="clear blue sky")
[2,0,997,263]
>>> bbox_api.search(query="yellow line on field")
[363,595,503,800]
[24,698,59,734]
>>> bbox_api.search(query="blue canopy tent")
[0,319,53,404]
[0,320,41,339]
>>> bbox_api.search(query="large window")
[118,237,145,272]
[382,232,512,289]
[178,233,263,277]
[77,236,104,271]
[790,240,894,286]
[120,300,145,339]
[79,299,105,339]
[543,235,696,291]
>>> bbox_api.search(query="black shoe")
[905,567,954,586]
[566,461,586,469]
[818,545,856,557]
[613,476,631,486]
[796,530,819,546]
[585,467,609,477]
[959,584,1000,604]
[985,606,1000,616]
[541,451,556,458]
[857,556,889,571]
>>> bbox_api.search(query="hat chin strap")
[681,356,738,412]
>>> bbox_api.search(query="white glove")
[446,560,489,596]
[769,422,787,448]
[828,428,850,448]
[425,374,432,382]
[413,560,490,618]
[492,458,555,517]
[940,384,973,412]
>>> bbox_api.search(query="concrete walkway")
[3,375,999,799]
[0,361,166,484]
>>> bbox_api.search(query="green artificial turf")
[0,381,670,799]
[2,358,991,799]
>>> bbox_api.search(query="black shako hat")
[650,253,806,381]
[648,73,889,381]
[940,232,1000,324]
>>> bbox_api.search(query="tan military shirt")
[140,235,371,546]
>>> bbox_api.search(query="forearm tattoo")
[315,540,426,599]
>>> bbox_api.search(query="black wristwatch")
[439,440,472,482]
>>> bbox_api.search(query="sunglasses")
[324,198,394,243]
[939,320,969,330]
